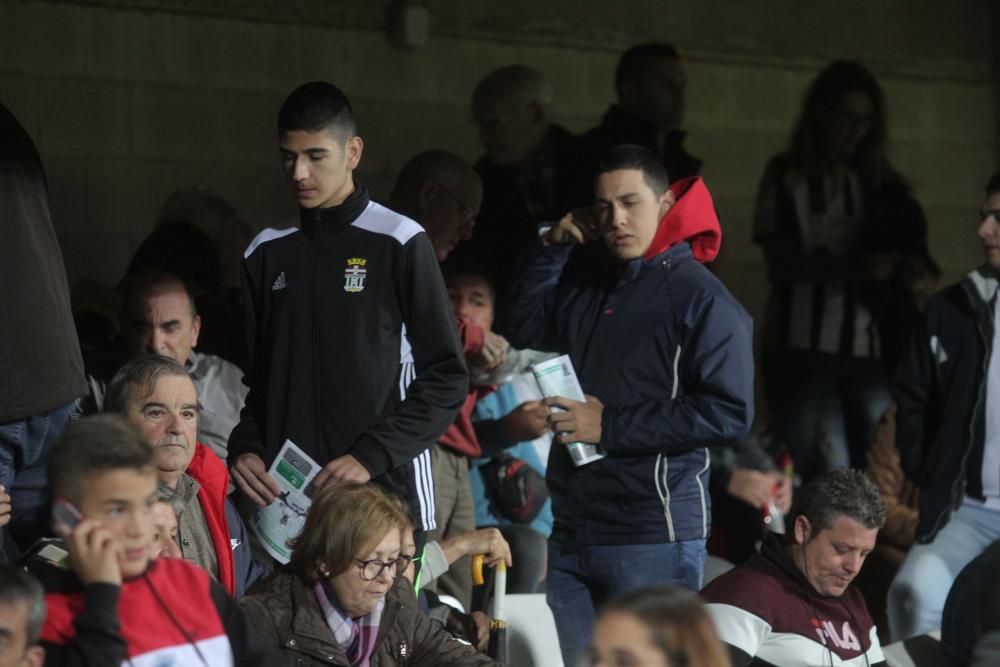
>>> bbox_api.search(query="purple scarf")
[315,582,384,667]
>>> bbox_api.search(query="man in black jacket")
[0,102,87,560]
[227,82,467,551]
[887,173,1000,640]
[584,43,702,184]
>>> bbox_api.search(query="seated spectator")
[444,264,552,595]
[151,484,183,559]
[887,174,1000,641]
[709,431,792,564]
[84,270,247,461]
[463,65,592,296]
[702,469,887,667]
[104,355,264,597]
[29,415,280,665]
[0,563,45,667]
[240,481,499,666]
[584,586,730,667]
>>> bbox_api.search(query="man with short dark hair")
[502,143,753,665]
[703,469,888,666]
[29,415,281,665]
[0,564,45,667]
[105,355,263,597]
[83,271,247,461]
[585,43,701,184]
[887,173,1000,640]
[228,82,467,557]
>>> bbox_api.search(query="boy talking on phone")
[26,415,280,666]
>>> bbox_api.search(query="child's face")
[446,274,495,331]
[76,468,159,579]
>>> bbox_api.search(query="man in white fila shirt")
[888,173,1000,640]
[227,82,467,563]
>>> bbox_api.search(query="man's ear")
[793,515,811,546]
[525,100,546,125]
[190,314,201,349]
[26,644,45,667]
[417,180,440,214]
[345,135,364,170]
[658,188,676,218]
[618,81,638,107]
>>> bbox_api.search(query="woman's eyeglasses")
[354,554,414,581]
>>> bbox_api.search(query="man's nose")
[147,329,167,353]
[843,553,861,575]
[292,156,309,182]
[979,215,997,240]
[165,411,183,434]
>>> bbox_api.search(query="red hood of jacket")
[185,443,236,595]
[642,176,721,263]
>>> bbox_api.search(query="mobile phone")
[52,497,83,532]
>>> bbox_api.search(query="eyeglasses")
[354,554,414,581]
[436,184,478,227]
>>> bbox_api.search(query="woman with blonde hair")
[584,585,731,667]
[241,481,498,666]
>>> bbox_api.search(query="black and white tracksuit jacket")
[228,186,467,531]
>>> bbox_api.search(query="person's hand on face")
[544,394,604,445]
[61,519,123,586]
[472,331,509,372]
[502,401,550,442]
[230,453,282,507]
[543,207,602,246]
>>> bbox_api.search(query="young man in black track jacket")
[227,82,467,548]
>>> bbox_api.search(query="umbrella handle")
[472,554,486,586]
[471,555,508,622]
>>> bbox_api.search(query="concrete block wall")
[0,0,996,325]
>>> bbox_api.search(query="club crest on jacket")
[344,257,367,293]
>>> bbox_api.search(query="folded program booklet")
[531,355,606,466]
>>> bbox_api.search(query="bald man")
[81,271,247,461]
[461,65,591,297]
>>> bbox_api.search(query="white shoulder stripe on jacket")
[352,201,424,245]
[243,226,300,259]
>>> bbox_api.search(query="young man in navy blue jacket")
[501,144,754,666]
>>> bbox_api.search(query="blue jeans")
[888,501,1000,640]
[0,402,78,560]
[547,539,706,667]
